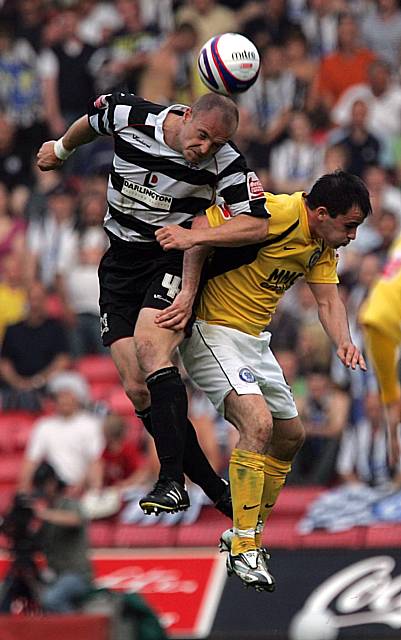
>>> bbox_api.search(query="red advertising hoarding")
[0,549,227,638]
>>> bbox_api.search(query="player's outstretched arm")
[37,116,98,172]
[309,282,367,371]
[155,213,268,250]
[155,216,212,330]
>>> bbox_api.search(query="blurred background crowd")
[0,0,401,528]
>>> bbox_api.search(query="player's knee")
[135,337,171,375]
[240,420,272,453]
[123,379,149,409]
[273,420,305,459]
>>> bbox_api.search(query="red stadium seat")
[89,521,115,548]
[298,527,366,549]
[273,486,326,517]
[76,355,119,385]
[0,454,23,485]
[176,521,228,547]
[365,524,401,547]
[89,381,119,403]
[113,524,177,548]
[0,412,36,453]
[105,387,134,416]
[262,517,300,549]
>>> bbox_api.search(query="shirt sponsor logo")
[122,180,172,210]
[247,172,264,200]
[260,268,303,293]
[239,367,256,383]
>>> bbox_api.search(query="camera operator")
[31,462,93,613]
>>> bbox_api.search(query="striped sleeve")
[87,92,148,136]
[215,144,269,219]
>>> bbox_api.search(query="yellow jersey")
[197,191,339,336]
[359,233,401,343]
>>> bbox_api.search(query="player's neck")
[305,204,320,240]
[163,113,182,152]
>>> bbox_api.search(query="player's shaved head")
[192,93,239,133]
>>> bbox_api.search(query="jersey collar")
[155,103,187,150]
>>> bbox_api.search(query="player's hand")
[37,141,64,172]
[154,290,194,331]
[155,226,196,251]
[336,341,367,371]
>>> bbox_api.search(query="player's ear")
[317,206,327,220]
[183,107,192,122]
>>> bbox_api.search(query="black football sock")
[146,366,187,485]
[136,408,226,503]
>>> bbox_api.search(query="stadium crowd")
[0,0,401,534]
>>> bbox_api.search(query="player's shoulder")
[265,191,303,229]
[215,140,243,168]
[93,92,166,115]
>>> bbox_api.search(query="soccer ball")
[197,32,260,96]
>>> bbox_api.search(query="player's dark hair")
[192,93,239,130]
[305,170,372,219]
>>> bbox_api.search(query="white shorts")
[180,320,298,419]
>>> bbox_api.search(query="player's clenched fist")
[37,141,64,171]
[155,225,196,251]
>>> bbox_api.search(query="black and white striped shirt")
[88,92,268,243]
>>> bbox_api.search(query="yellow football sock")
[229,448,265,555]
[255,454,291,548]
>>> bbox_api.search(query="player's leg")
[255,416,304,548]
[223,391,275,591]
[252,337,304,547]
[224,390,271,555]
[134,307,189,508]
[180,321,274,589]
[99,242,188,513]
[110,335,231,515]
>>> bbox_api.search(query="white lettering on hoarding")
[289,556,401,640]
[96,566,197,594]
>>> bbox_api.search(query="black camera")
[0,493,39,558]
[0,494,42,613]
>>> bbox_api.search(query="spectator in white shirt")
[18,371,104,495]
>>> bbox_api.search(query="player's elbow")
[248,217,269,243]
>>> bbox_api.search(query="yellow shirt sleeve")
[305,247,339,284]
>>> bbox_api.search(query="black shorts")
[98,233,184,346]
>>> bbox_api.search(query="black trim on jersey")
[114,137,217,187]
[107,100,117,133]
[207,219,300,279]
[97,112,108,136]
[108,204,192,239]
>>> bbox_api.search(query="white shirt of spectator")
[331,82,401,140]
[26,411,104,486]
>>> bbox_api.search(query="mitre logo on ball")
[197,32,260,96]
